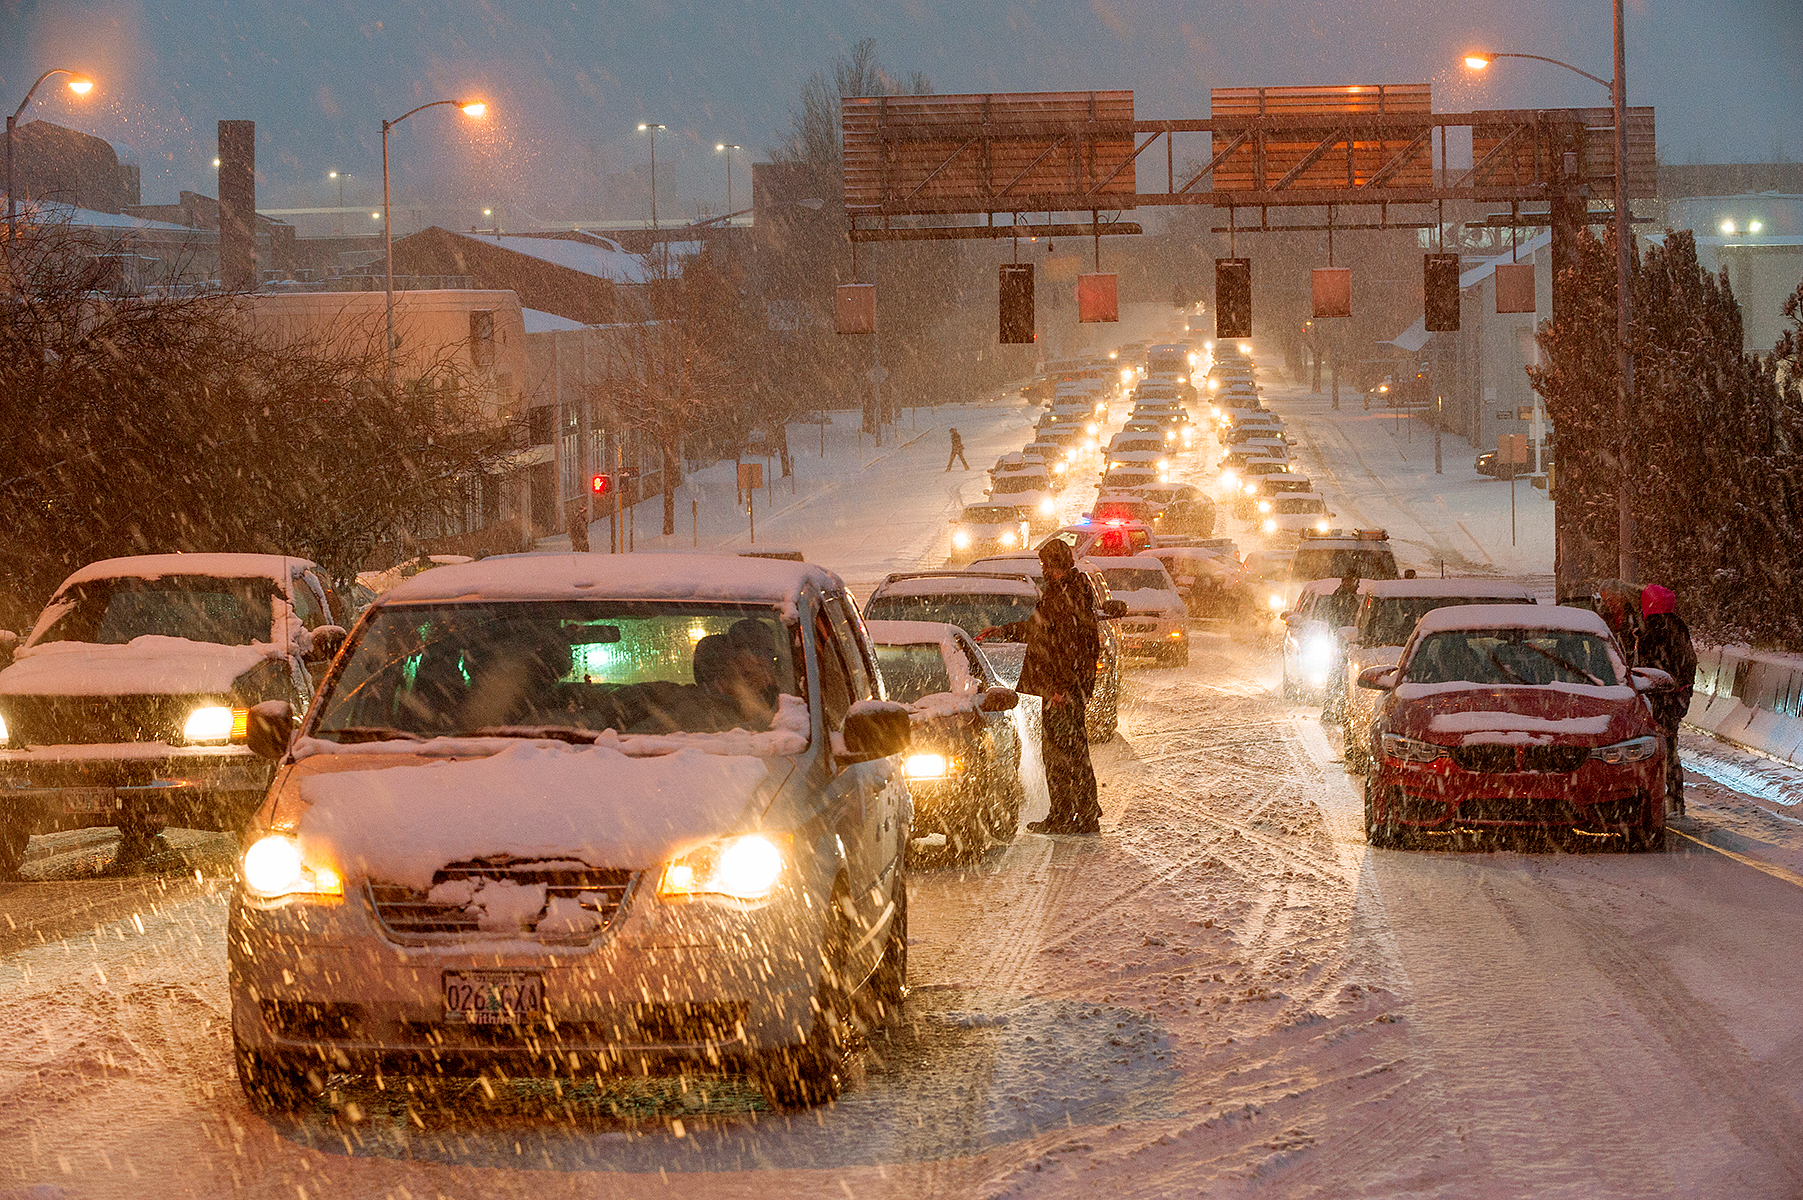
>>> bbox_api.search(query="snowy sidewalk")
[1260,374,1556,592]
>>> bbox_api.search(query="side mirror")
[1357,665,1397,691]
[841,701,911,760]
[979,686,1019,713]
[1630,666,1675,692]
[1101,599,1129,619]
[246,700,296,761]
[304,625,347,664]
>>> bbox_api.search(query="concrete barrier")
[1685,644,1803,766]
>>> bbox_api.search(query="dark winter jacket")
[999,571,1099,701]
[949,429,964,452]
[1637,611,1697,729]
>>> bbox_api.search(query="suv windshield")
[864,592,1037,641]
[872,644,954,703]
[1292,548,1399,582]
[962,506,1023,523]
[1360,595,1535,646]
[1274,497,1326,514]
[1403,628,1619,687]
[312,600,798,740]
[32,575,278,647]
[1101,568,1170,593]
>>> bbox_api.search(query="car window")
[1360,595,1534,645]
[873,643,954,703]
[1291,548,1399,582]
[813,613,854,730]
[864,590,1038,639]
[827,594,877,702]
[32,574,278,647]
[289,571,324,627]
[1403,629,1620,687]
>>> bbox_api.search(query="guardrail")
[1686,645,1803,765]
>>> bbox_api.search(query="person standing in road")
[981,540,1101,834]
[1594,579,1644,665]
[1638,584,1698,817]
[946,427,969,471]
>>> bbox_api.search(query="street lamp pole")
[7,69,94,243]
[715,142,741,217]
[1465,3,1637,583]
[328,171,350,235]
[382,98,486,383]
[638,123,665,268]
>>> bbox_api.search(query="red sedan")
[1357,605,1672,851]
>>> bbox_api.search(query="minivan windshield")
[31,575,278,647]
[312,600,798,741]
[864,592,1038,641]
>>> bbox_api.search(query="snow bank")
[296,741,777,888]
[0,636,285,696]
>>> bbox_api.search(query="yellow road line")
[1667,826,1803,891]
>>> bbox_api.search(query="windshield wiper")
[1517,641,1606,686]
[319,726,426,743]
[1485,650,1530,685]
[468,726,603,744]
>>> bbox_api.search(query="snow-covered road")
[4,377,1803,1199]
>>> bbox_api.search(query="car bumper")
[1370,756,1663,832]
[0,745,272,831]
[227,879,829,1074]
[1118,620,1186,657]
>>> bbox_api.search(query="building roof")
[460,233,650,284]
[522,308,589,333]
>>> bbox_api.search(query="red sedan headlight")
[1381,733,1446,763]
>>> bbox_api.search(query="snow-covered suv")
[0,554,343,874]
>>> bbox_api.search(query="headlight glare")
[1039,497,1056,515]
[1262,518,1278,533]
[241,834,343,900]
[1590,736,1659,764]
[1381,733,1446,763]
[952,530,972,549]
[659,833,789,901]
[184,704,246,743]
[1001,531,1017,547]
[904,752,951,779]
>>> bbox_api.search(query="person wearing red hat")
[1638,584,1697,816]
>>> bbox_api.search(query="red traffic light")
[590,474,612,496]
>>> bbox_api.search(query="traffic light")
[1215,258,1251,340]
[1424,253,1461,332]
[590,473,612,496]
[999,263,1034,344]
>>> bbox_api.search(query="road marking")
[1666,826,1803,891]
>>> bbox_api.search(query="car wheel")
[234,1032,322,1114]
[755,897,852,1110]
[861,880,908,1029]
[0,818,30,878]
[1364,775,1403,849]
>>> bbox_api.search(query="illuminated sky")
[4,0,1798,222]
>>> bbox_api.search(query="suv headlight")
[241,834,343,901]
[904,752,963,780]
[952,529,972,549]
[658,833,789,901]
[1590,736,1659,764]
[184,704,248,744]
[1381,733,1446,763]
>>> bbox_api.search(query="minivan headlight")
[1590,736,1659,765]
[241,834,343,900]
[184,705,248,743]
[659,833,789,901]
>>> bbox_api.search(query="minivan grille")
[367,860,637,944]
[2,694,191,746]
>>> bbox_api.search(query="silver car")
[228,554,911,1112]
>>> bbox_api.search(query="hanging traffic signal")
[1424,253,1461,332]
[1077,272,1119,323]
[1000,263,1035,343]
[1215,258,1251,340]
[590,473,612,496]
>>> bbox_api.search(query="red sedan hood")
[1387,681,1650,747]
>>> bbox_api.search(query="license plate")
[442,971,544,1025]
[62,787,118,814]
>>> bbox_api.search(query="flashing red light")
[590,474,612,496]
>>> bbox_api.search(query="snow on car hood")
[0,636,285,697]
[1109,586,1184,616]
[1390,681,1642,746]
[293,741,779,889]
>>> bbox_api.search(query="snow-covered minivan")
[228,554,911,1112]
[0,554,344,874]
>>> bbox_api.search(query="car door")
[826,594,908,902]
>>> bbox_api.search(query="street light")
[381,98,487,380]
[715,142,742,217]
[638,122,666,270]
[328,170,353,234]
[6,69,94,242]
[1465,3,1637,585]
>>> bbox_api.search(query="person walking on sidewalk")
[945,427,969,471]
[981,540,1101,834]
[1638,584,1697,816]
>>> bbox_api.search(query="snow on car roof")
[878,573,1039,597]
[380,552,844,617]
[57,553,313,589]
[1361,578,1537,599]
[1411,603,1610,637]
